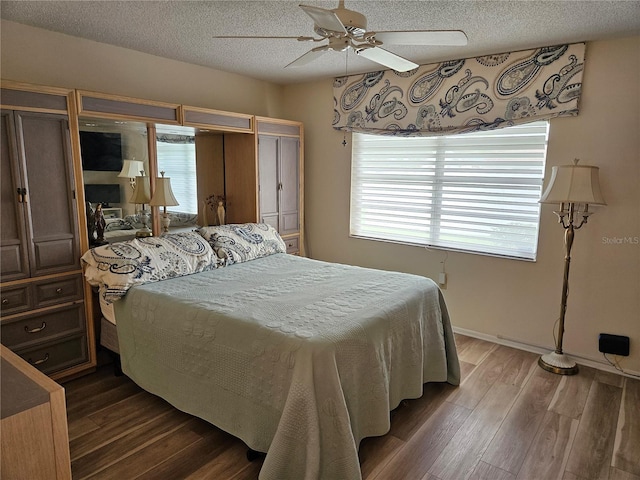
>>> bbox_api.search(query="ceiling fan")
[213,1,468,72]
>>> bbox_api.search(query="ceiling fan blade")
[356,46,418,72]
[285,46,330,68]
[212,35,310,40]
[299,4,347,34]
[374,30,468,46]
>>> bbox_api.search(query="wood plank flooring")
[62,334,640,480]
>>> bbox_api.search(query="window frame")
[155,139,198,215]
[349,121,550,261]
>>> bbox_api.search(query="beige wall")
[284,36,640,374]
[1,20,285,117]
[2,20,638,373]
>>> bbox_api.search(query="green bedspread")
[115,253,459,480]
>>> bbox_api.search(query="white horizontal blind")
[350,121,549,260]
[156,141,198,214]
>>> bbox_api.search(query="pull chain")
[342,50,348,147]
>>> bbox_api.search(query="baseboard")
[452,326,640,379]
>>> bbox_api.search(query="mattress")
[99,294,116,324]
[114,253,459,480]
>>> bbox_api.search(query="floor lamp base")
[538,352,579,375]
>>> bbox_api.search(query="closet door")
[15,111,80,277]
[278,136,299,235]
[258,135,279,231]
[0,111,30,282]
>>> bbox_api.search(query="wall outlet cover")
[598,333,630,356]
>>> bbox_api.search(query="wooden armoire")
[224,117,304,255]
[1,82,96,380]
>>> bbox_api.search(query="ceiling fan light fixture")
[328,37,351,52]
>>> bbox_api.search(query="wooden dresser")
[0,344,71,479]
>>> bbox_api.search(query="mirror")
[154,124,225,230]
[79,117,150,244]
[80,118,227,245]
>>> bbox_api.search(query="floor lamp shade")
[538,159,605,375]
[541,162,606,205]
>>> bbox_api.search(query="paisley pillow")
[81,231,219,304]
[124,214,144,229]
[167,211,199,227]
[105,218,134,231]
[197,223,286,266]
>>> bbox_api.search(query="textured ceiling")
[2,0,639,85]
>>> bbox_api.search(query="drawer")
[284,236,299,254]
[1,284,33,316]
[1,274,83,317]
[15,334,88,375]
[33,274,84,308]
[1,302,86,350]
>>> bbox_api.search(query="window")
[350,121,549,260]
[156,139,198,214]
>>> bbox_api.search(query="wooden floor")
[63,334,640,480]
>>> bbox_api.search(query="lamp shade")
[150,176,179,207]
[130,174,151,204]
[540,160,606,205]
[118,159,144,178]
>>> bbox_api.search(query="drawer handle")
[24,322,47,333]
[1,298,8,305]
[16,187,27,203]
[56,288,63,294]
[28,353,49,366]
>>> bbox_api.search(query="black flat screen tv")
[84,184,121,207]
[80,131,123,171]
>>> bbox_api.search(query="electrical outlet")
[438,272,447,286]
[598,333,630,356]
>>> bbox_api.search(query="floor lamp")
[538,159,606,375]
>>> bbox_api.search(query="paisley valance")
[156,133,195,144]
[333,42,585,136]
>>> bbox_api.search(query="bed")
[82,224,460,480]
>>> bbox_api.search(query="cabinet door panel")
[280,213,299,234]
[260,214,279,231]
[1,111,30,281]
[278,137,299,235]
[15,112,80,277]
[32,237,77,272]
[258,135,279,222]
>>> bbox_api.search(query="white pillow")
[167,211,199,227]
[123,214,144,229]
[104,218,134,231]
[197,223,286,266]
[82,231,219,304]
